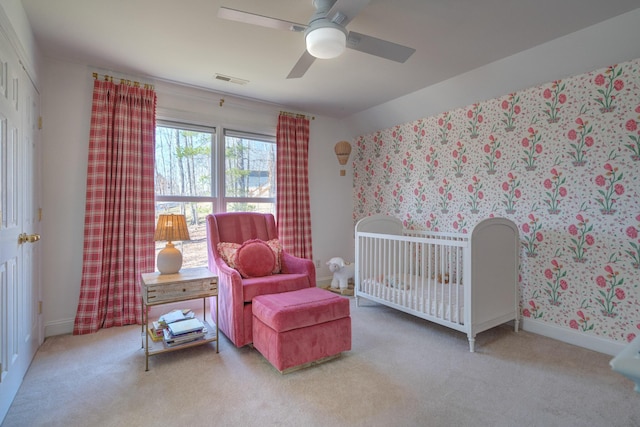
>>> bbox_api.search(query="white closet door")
[0,27,41,422]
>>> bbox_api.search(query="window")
[224,129,276,214]
[154,122,276,269]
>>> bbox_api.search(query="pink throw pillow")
[235,239,276,278]
[265,239,282,274]
[217,242,240,269]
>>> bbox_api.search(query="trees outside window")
[224,129,276,214]
[154,122,275,268]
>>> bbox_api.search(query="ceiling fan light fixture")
[306,25,346,59]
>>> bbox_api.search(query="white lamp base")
[157,242,183,274]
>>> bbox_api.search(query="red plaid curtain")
[276,113,313,260]
[73,79,156,335]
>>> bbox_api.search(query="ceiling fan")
[217,0,416,79]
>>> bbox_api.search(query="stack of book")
[163,317,207,347]
[148,309,197,343]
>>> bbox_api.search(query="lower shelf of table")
[143,320,218,356]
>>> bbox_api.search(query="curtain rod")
[279,110,315,120]
[92,72,154,90]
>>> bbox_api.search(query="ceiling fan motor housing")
[305,19,347,59]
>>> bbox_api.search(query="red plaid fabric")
[276,114,313,260]
[73,79,156,335]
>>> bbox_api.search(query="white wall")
[39,58,353,336]
[40,59,93,335]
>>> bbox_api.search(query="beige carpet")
[2,298,637,427]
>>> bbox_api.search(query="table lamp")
[154,214,190,274]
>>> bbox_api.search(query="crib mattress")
[361,273,464,323]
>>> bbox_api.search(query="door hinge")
[38,116,42,130]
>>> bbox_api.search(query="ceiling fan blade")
[218,7,306,32]
[287,51,316,79]
[346,31,415,63]
[326,0,371,27]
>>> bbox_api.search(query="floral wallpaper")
[352,58,640,345]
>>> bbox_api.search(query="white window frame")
[221,128,277,214]
[154,120,220,211]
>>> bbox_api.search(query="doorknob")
[18,233,41,244]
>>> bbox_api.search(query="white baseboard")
[521,318,625,356]
[316,276,333,287]
[44,318,74,337]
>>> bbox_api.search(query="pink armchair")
[206,212,316,347]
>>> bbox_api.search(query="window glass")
[155,125,214,197]
[224,131,276,210]
[226,202,275,215]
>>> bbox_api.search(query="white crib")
[355,214,519,352]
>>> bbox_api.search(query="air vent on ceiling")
[215,73,249,85]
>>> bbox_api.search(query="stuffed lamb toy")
[327,257,355,290]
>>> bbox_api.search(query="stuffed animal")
[327,257,355,290]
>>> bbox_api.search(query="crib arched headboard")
[355,214,403,235]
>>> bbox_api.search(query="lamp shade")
[154,214,190,274]
[306,25,346,59]
[154,214,190,242]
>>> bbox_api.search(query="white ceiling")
[20,0,640,118]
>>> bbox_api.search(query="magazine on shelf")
[167,318,205,336]
[159,308,194,324]
[163,328,206,347]
[160,310,185,324]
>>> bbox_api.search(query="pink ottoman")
[252,287,351,372]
